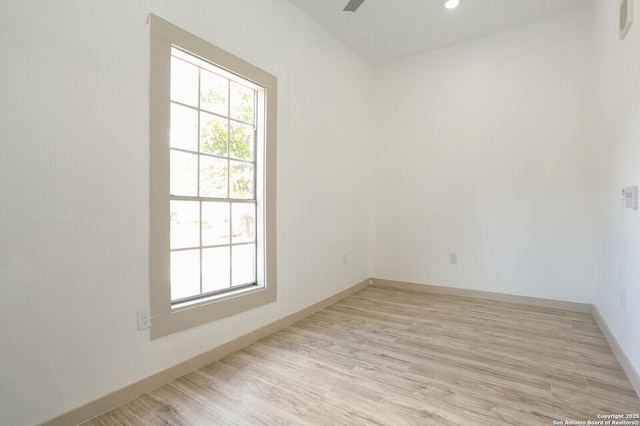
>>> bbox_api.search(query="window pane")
[230,81,254,123]
[230,161,254,199]
[202,247,231,293]
[170,201,200,249]
[230,122,254,161]
[232,203,255,244]
[232,244,256,286]
[200,70,228,116]
[170,57,198,107]
[202,202,230,246]
[200,157,228,198]
[170,151,198,196]
[171,249,200,301]
[170,103,198,151]
[200,112,228,156]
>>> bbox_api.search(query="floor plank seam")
[83,287,640,425]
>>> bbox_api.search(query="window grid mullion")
[170,240,256,253]
[197,66,204,297]
[252,90,258,283]
[170,147,255,165]
[172,195,256,203]
[170,99,254,127]
[227,79,233,288]
[229,203,233,288]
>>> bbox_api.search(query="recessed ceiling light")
[443,0,461,9]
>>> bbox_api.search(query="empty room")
[1,0,640,424]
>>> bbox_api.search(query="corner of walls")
[591,0,640,390]
[0,1,375,425]
[593,307,640,398]
[370,7,599,305]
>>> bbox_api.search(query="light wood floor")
[85,286,640,425]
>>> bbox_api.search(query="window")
[169,48,261,303]
[150,15,277,338]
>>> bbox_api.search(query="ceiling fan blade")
[343,0,365,12]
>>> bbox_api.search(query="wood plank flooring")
[84,285,640,425]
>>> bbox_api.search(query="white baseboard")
[593,307,640,398]
[40,279,371,426]
[372,278,593,313]
[41,278,640,425]
[373,278,639,399]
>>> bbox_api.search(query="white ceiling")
[287,0,591,65]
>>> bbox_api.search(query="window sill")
[151,283,276,339]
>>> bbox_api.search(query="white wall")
[0,1,373,424]
[592,0,640,381]
[371,8,598,303]
[4,1,640,424]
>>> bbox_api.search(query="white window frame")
[149,15,277,339]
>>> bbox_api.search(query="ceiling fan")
[343,0,365,12]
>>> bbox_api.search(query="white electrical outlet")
[449,253,458,264]
[137,309,151,330]
[343,254,348,265]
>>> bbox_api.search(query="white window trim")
[149,14,277,339]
